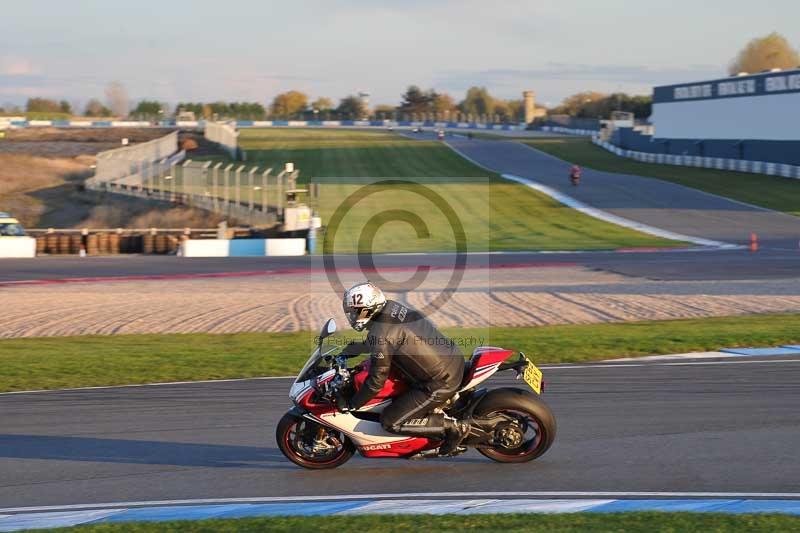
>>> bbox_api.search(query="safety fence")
[593,138,800,179]
[204,121,239,159]
[89,131,180,185]
[539,126,598,136]
[89,158,309,226]
[84,128,316,226]
[155,160,311,225]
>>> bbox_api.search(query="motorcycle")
[570,166,581,186]
[276,318,556,469]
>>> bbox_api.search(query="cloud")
[0,56,41,76]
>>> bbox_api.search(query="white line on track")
[4,491,800,514]
[1,357,798,397]
[442,140,736,249]
[0,376,293,396]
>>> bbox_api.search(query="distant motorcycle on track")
[276,318,556,469]
[570,165,582,186]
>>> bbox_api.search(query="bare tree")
[729,32,800,75]
[105,81,129,117]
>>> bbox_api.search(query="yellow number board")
[522,356,543,394]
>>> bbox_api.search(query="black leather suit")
[341,300,464,437]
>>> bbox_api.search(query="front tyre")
[276,412,354,469]
[474,388,556,463]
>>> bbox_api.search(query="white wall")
[179,238,306,257]
[652,91,800,140]
[0,237,36,258]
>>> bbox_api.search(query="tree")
[459,87,494,117]
[552,91,607,116]
[229,102,266,119]
[503,99,525,122]
[311,97,334,111]
[270,90,308,118]
[729,32,800,75]
[84,98,112,117]
[432,93,456,115]
[26,97,61,113]
[399,85,432,114]
[208,101,230,118]
[105,81,129,117]
[373,104,396,119]
[131,100,163,120]
[336,95,364,119]
[59,100,72,114]
[550,91,652,119]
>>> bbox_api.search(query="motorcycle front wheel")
[276,412,355,469]
[474,388,556,463]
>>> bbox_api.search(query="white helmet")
[343,282,386,331]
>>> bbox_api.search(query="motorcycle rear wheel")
[474,388,556,463]
[276,412,355,469]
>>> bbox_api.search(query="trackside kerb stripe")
[5,492,800,514]
[2,498,800,530]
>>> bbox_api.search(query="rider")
[336,281,469,455]
[570,165,581,184]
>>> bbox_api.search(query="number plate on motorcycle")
[522,356,543,394]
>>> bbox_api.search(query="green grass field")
[233,128,680,252]
[37,512,800,532]
[2,313,799,392]
[523,137,800,216]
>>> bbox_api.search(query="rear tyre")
[473,388,556,463]
[276,412,354,469]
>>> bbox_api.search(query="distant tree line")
[9,33,797,124]
[172,101,268,120]
[550,92,652,119]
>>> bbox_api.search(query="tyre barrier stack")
[29,228,206,256]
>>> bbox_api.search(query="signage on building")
[654,69,800,103]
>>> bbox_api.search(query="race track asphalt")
[446,137,800,248]
[3,248,800,283]
[2,356,799,508]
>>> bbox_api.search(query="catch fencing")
[86,129,311,226]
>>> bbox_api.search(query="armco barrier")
[593,138,800,179]
[180,238,306,257]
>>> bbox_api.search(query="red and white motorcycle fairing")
[288,347,512,458]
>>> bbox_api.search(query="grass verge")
[2,313,799,392]
[523,137,800,216]
[235,128,679,252]
[39,512,800,532]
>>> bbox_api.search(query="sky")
[2,0,800,110]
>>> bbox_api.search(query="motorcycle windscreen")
[296,348,322,383]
